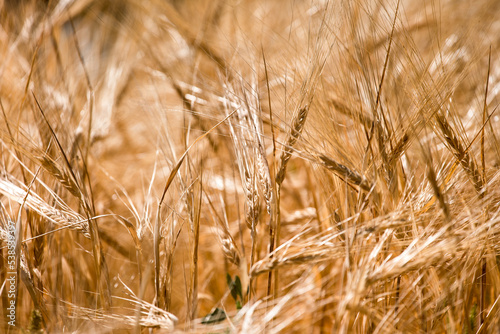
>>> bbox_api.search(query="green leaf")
[201,308,227,325]
[227,274,239,302]
[234,275,243,300]
[226,274,243,306]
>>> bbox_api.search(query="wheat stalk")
[328,98,373,129]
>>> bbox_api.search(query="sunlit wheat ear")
[212,223,242,266]
[39,155,81,198]
[206,193,242,266]
[244,171,261,230]
[435,114,483,193]
[276,105,309,186]
[252,121,274,216]
[223,86,263,231]
[256,144,274,215]
[0,175,90,237]
[242,82,274,219]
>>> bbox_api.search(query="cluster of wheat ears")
[2,0,500,332]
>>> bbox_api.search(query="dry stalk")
[328,97,373,128]
[224,92,263,295]
[68,303,178,331]
[268,104,310,298]
[187,179,202,321]
[32,93,112,310]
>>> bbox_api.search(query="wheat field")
[1,0,500,332]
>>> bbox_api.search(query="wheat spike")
[39,156,82,199]
[319,154,373,191]
[276,106,309,186]
[0,176,90,237]
[435,114,483,193]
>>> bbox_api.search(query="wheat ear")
[39,156,82,199]
[319,155,373,191]
[276,106,309,186]
[435,114,483,193]
[0,176,90,237]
